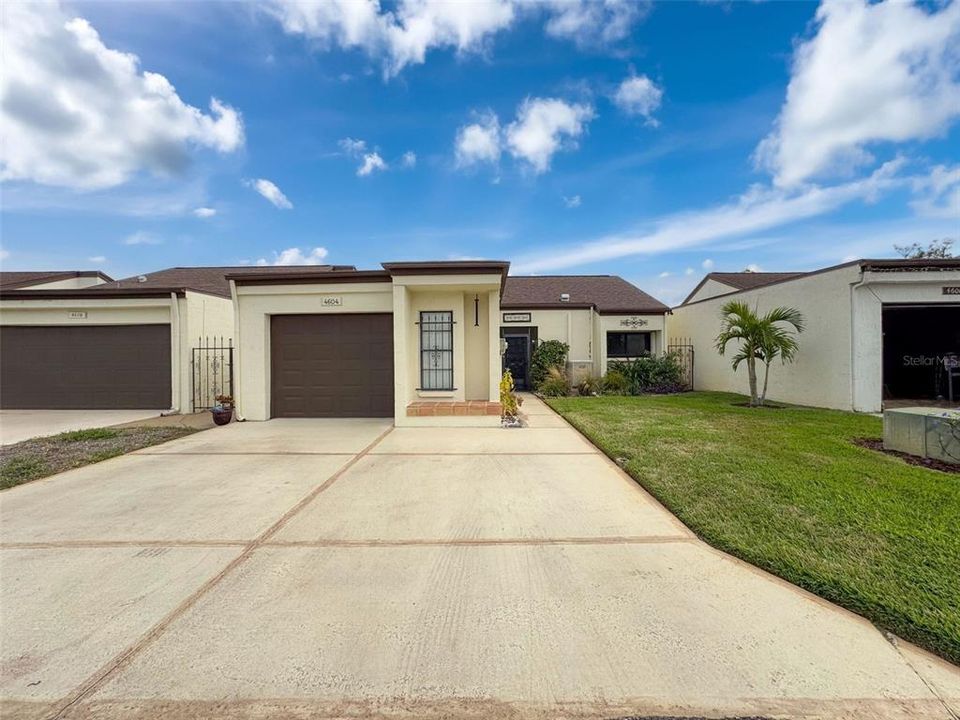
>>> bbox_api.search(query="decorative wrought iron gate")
[191,336,233,411]
[667,339,695,390]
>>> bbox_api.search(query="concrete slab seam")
[46,425,396,720]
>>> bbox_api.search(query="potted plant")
[211,394,233,426]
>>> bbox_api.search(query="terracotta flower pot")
[212,407,233,426]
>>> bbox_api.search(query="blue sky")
[1,0,958,303]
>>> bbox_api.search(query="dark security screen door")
[503,335,529,390]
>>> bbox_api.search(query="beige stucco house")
[670,259,960,412]
[1,261,672,424]
[498,276,670,389]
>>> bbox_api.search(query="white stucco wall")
[16,275,108,290]
[670,266,859,410]
[685,278,738,304]
[233,282,394,421]
[501,308,594,361]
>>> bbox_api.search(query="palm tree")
[715,300,805,407]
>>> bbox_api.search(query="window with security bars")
[419,311,454,390]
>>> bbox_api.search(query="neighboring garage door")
[0,325,171,409]
[271,314,394,418]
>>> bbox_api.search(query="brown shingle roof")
[501,276,669,314]
[90,265,357,298]
[0,270,112,289]
[681,271,808,305]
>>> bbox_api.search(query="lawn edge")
[545,396,960,667]
[0,425,202,493]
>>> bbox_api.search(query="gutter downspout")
[167,291,181,414]
[230,279,245,421]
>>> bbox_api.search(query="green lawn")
[547,392,960,664]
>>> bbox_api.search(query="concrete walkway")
[0,409,164,446]
[1,399,958,720]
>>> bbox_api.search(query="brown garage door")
[0,325,171,409]
[271,314,394,418]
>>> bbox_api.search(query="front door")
[503,335,530,390]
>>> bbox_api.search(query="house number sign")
[68,311,87,319]
[620,317,648,328]
[503,312,531,323]
[943,287,960,296]
[320,296,343,306]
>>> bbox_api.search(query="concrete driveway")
[0,409,163,446]
[1,398,958,720]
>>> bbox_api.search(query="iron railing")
[667,339,695,390]
[191,336,233,411]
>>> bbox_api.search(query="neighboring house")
[499,275,670,389]
[0,266,347,411]
[670,259,960,412]
[682,271,807,305]
[0,270,112,291]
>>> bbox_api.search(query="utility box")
[883,408,960,465]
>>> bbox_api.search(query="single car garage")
[0,324,171,409]
[270,313,394,418]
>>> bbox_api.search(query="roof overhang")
[227,270,392,286]
[0,287,184,300]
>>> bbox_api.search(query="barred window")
[419,311,454,390]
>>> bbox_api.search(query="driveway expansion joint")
[46,424,395,720]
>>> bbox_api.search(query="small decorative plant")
[211,394,234,425]
[575,375,602,396]
[500,369,523,426]
[601,369,629,395]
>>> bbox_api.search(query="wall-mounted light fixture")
[474,294,480,327]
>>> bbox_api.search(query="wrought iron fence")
[667,339,695,390]
[191,336,233,411]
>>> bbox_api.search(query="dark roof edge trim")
[229,270,392,286]
[0,288,186,300]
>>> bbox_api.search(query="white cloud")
[256,247,329,266]
[685,267,695,275]
[339,137,368,155]
[0,2,243,190]
[264,0,647,78]
[910,164,960,219]
[88,255,107,263]
[744,263,763,272]
[757,0,960,188]
[563,194,582,208]
[193,207,217,218]
[658,271,671,278]
[357,152,387,176]
[0,250,10,261]
[123,231,161,246]
[543,0,649,47]
[511,158,909,273]
[505,97,595,173]
[247,178,293,209]
[702,258,715,270]
[612,74,663,124]
[455,112,502,168]
[401,151,417,168]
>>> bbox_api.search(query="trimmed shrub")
[612,352,685,394]
[601,369,629,395]
[538,365,570,397]
[531,340,569,388]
